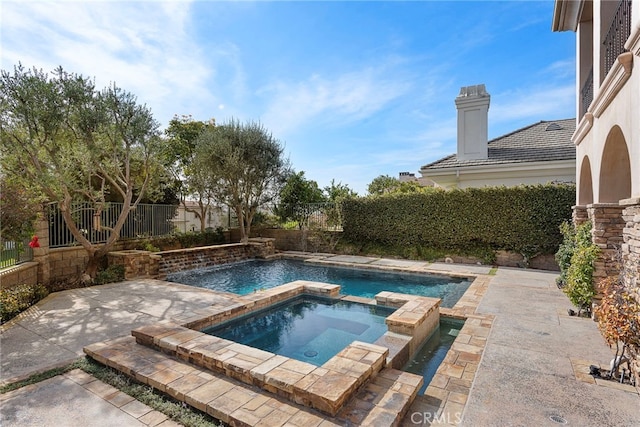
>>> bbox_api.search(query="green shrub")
[0,283,49,323]
[342,184,574,258]
[563,243,599,311]
[556,221,593,286]
[557,221,599,312]
[94,265,125,285]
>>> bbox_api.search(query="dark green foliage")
[276,171,326,228]
[556,220,594,286]
[0,283,49,323]
[557,221,599,311]
[342,184,575,258]
[94,265,125,285]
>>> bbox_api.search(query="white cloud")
[490,84,576,124]
[1,0,214,126]
[258,66,411,137]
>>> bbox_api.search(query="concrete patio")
[1,255,638,426]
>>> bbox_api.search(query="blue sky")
[1,1,576,194]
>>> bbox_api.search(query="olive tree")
[276,171,326,229]
[194,119,290,243]
[0,173,41,243]
[164,115,216,232]
[0,64,161,280]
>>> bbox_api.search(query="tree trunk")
[236,206,248,243]
[84,253,102,281]
[199,207,207,232]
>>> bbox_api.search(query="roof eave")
[552,0,584,32]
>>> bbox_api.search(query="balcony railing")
[580,68,594,114]
[603,0,632,78]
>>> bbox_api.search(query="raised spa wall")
[107,238,276,280]
[107,280,440,417]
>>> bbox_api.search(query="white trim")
[624,20,640,56]
[552,0,584,32]
[572,112,593,146]
[591,52,633,118]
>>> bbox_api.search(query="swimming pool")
[168,259,471,307]
[202,295,395,366]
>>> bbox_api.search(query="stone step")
[131,322,390,416]
[84,336,422,427]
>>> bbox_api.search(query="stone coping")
[124,280,439,416]
[85,336,421,426]
[300,256,476,281]
[130,323,389,416]
[401,274,493,425]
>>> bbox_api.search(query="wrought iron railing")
[0,240,33,269]
[581,68,594,114]
[264,202,343,231]
[48,203,179,248]
[603,0,632,78]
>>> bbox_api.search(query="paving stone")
[120,399,153,418]
[138,410,168,426]
[165,373,210,400]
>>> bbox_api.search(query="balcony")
[603,0,632,78]
[580,68,594,115]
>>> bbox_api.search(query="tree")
[194,119,290,243]
[0,174,41,243]
[0,64,161,279]
[367,174,431,196]
[367,175,401,195]
[164,115,216,232]
[276,171,326,229]
[324,179,357,229]
[324,179,357,202]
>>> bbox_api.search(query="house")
[419,84,576,189]
[173,201,228,233]
[552,0,639,386]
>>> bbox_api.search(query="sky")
[1,1,576,195]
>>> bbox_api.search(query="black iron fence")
[0,240,33,269]
[603,0,632,78]
[48,203,178,248]
[265,202,343,231]
[581,68,594,115]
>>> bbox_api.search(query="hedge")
[341,184,575,258]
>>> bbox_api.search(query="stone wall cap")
[619,197,640,206]
[586,203,625,208]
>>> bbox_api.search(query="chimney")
[455,84,490,161]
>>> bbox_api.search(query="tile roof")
[421,118,576,170]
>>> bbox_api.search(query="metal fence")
[0,240,33,269]
[46,201,341,248]
[48,202,179,248]
[263,202,342,231]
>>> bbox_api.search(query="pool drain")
[549,415,567,424]
[304,350,318,358]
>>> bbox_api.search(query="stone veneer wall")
[574,199,640,390]
[620,198,640,389]
[156,238,275,279]
[587,204,626,278]
[0,262,39,289]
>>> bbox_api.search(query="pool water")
[403,318,465,394]
[202,296,395,366]
[168,259,471,308]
